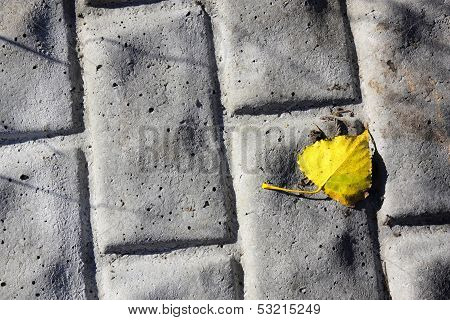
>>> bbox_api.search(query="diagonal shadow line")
[0,5,85,144]
[0,174,144,222]
[0,173,238,254]
[0,35,67,65]
[1,154,446,300]
[0,129,82,146]
[0,152,98,298]
[4,3,446,295]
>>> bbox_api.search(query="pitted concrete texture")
[0,0,78,135]
[0,0,449,300]
[207,0,359,114]
[229,112,383,299]
[79,2,236,253]
[100,250,241,299]
[0,143,87,299]
[381,225,450,299]
[348,0,450,224]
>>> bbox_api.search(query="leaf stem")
[261,182,322,195]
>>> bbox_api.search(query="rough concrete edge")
[76,149,98,299]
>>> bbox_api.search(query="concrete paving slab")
[381,225,450,299]
[0,0,447,301]
[229,111,384,299]
[100,251,241,299]
[0,0,77,136]
[348,0,450,224]
[80,2,236,253]
[0,144,88,299]
[208,0,359,114]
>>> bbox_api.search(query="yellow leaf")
[262,130,372,207]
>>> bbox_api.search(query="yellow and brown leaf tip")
[262,130,372,207]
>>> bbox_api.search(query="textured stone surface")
[0,0,77,135]
[80,2,236,253]
[229,111,384,299]
[381,225,450,299]
[208,0,359,114]
[100,251,241,299]
[0,0,448,301]
[0,143,87,299]
[348,0,450,224]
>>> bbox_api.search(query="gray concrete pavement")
[0,0,448,299]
